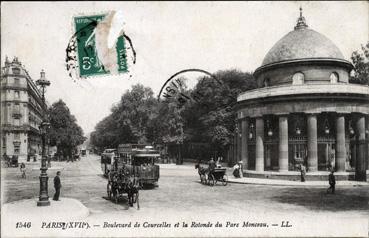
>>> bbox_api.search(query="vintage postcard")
[1,1,368,237]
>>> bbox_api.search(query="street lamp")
[349,120,355,136]
[36,70,51,207]
[324,117,330,135]
[295,120,301,135]
[249,123,254,139]
[267,119,273,137]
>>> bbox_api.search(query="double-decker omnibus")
[101,148,117,176]
[101,144,160,186]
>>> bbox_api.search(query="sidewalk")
[228,176,369,186]
[2,197,90,237]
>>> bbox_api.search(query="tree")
[151,99,186,164]
[351,42,369,85]
[48,100,86,159]
[182,69,256,156]
[90,70,256,164]
[90,84,158,149]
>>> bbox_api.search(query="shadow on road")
[102,196,130,209]
[271,187,369,212]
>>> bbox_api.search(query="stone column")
[335,115,346,172]
[278,116,289,171]
[356,116,366,181]
[351,141,357,170]
[238,120,242,163]
[307,114,318,172]
[367,117,369,170]
[241,118,249,169]
[255,117,264,172]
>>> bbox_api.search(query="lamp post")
[324,117,330,135]
[267,119,273,137]
[36,70,51,207]
[249,123,254,139]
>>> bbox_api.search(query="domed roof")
[262,10,345,66]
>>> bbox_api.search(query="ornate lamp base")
[37,200,50,206]
[37,167,50,207]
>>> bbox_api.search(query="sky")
[1,1,368,134]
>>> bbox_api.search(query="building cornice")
[254,58,353,78]
[238,83,369,102]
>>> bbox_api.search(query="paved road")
[2,154,368,236]
[2,154,368,215]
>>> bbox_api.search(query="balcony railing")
[1,83,27,90]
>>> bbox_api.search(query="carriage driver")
[208,158,216,177]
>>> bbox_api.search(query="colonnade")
[239,113,368,180]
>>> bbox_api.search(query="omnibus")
[116,144,160,187]
[101,148,117,176]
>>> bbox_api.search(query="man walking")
[53,171,62,201]
[327,170,336,194]
[20,162,26,179]
[300,164,306,182]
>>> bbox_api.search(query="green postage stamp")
[73,14,128,77]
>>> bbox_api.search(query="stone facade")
[0,57,47,160]
[236,10,369,181]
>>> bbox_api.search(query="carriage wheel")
[107,183,112,199]
[222,174,228,186]
[208,174,215,186]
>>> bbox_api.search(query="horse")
[195,163,208,184]
[126,177,140,209]
[110,171,140,209]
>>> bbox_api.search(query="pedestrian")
[53,171,62,201]
[327,170,336,194]
[300,164,306,182]
[233,163,240,178]
[2,152,7,159]
[238,161,244,178]
[32,152,36,162]
[20,162,26,179]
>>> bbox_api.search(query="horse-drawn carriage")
[3,155,19,167]
[105,145,161,208]
[107,166,140,209]
[195,164,228,186]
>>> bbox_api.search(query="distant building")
[1,57,48,159]
[236,9,369,181]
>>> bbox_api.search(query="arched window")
[12,67,20,75]
[330,72,339,83]
[292,72,304,85]
[263,78,270,87]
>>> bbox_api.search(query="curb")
[227,179,369,187]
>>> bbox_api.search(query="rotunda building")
[236,10,369,181]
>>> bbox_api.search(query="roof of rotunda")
[261,8,345,66]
